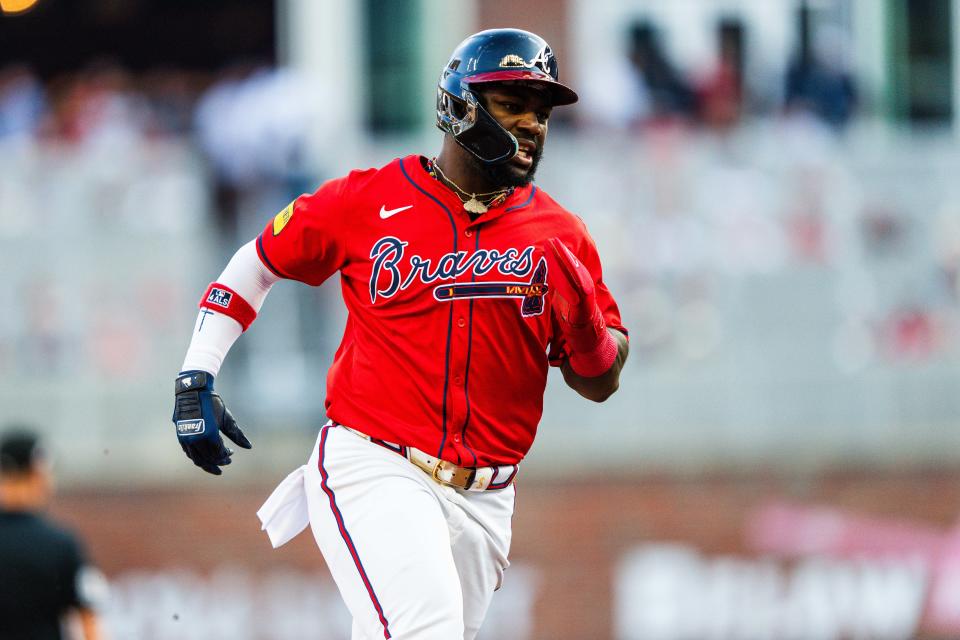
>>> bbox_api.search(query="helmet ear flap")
[452,89,519,164]
[436,85,518,164]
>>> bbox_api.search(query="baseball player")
[173,29,628,639]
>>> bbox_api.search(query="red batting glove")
[545,237,619,377]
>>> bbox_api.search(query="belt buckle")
[431,459,456,487]
[431,459,476,490]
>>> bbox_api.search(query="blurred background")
[2,0,960,638]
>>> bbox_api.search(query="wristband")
[199,282,257,332]
[175,370,213,394]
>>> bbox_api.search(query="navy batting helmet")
[436,29,579,165]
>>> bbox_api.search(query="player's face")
[477,84,552,187]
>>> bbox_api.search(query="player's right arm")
[172,239,280,475]
[173,180,351,475]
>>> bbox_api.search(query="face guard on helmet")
[436,28,579,165]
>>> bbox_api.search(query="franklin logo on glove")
[175,419,205,436]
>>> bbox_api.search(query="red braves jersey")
[257,155,625,467]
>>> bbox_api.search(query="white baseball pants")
[301,423,515,640]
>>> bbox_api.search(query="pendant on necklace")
[463,197,488,214]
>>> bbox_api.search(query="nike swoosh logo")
[379,205,413,219]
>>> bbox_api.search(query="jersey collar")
[401,155,535,226]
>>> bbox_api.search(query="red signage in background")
[748,502,960,636]
[614,501,960,640]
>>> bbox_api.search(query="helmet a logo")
[527,46,552,73]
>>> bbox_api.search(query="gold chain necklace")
[431,159,512,214]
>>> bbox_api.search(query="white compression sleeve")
[180,240,281,376]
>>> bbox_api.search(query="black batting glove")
[172,370,252,475]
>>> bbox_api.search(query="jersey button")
[457,317,466,328]
[465,229,473,237]
[453,435,461,443]
[454,375,463,386]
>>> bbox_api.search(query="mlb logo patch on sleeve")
[273,202,294,236]
[207,288,233,308]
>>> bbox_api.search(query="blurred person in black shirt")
[0,429,105,640]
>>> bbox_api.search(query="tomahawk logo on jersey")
[256,154,624,468]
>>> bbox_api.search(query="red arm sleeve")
[256,177,351,286]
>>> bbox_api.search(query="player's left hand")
[545,237,621,378]
[544,237,597,328]
[172,370,252,475]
